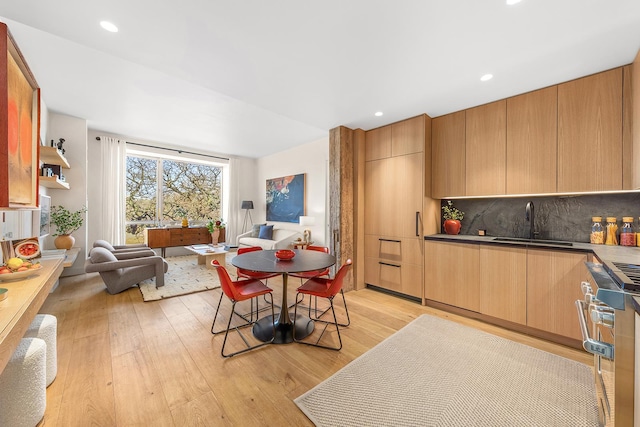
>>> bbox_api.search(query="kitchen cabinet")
[364,115,428,298]
[39,146,71,190]
[506,86,557,194]
[479,246,527,324]
[430,66,629,197]
[526,248,590,341]
[558,68,623,192]
[391,116,426,157]
[425,240,590,342]
[431,111,465,198]
[465,100,507,196]
[424,240,479,311]
[364,125,391,161]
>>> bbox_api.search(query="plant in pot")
[442,201,464,235]
[175,207,189,227]
[50,205,87,249]
[207,219,225,244]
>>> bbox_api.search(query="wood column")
[329,126,360,292]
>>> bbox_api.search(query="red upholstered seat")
[293,259,352,351]
[210,260,275,357]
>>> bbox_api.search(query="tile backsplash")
[441,192,640,243]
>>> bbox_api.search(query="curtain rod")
[95,137,229,161]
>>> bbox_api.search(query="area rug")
[294,314,599,427]
[138,255,226,301]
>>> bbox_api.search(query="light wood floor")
[39,270,592,426]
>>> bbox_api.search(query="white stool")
[0,337,47,427]
[24,314,57,386]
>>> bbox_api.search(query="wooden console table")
[144,227,225,257]
[0,257,63,374]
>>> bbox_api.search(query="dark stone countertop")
[424,233,640,265]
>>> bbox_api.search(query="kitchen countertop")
[424,233,640,265]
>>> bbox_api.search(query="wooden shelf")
[39,176,70,190]
[40,146,70,168]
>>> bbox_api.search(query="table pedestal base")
[253,314,314,344]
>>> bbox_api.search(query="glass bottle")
[620,217,636,246]
[590,216,604,244]
[638,217,640,247]
[605,217,618,245]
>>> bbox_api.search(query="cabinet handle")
[415,211,420,237]
[379,238,401,243]
[379,262,400,268]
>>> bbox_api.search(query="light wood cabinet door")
[391,115,425,157]
[558,68,623,192]
[365,125,391,161]
[394,152,423,239]
[424,241,480,312]
[526,249,590,340]
[364,158,394,236]
[479,246,527,324]
[431,111,465,198]
[506,86,558,194]
[465,100,507,196]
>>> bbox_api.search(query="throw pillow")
[251,223,266,238]
[258,225,274,240]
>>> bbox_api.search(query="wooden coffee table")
[184,245,228,269]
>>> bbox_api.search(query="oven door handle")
[575,299,614,360]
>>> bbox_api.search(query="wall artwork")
[266,173,305,223]
[1,23,40,208]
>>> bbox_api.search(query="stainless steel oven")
[576,261,639,427]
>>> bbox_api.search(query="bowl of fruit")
[0,257,43,281]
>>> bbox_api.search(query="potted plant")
[50,205,87,249]
[175,207,189,227]
[442,201,464,235]
[207,219,226,244]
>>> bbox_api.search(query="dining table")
[231,249,336,344]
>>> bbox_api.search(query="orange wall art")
[1,22,40,208]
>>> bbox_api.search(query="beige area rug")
[138,255,231,301]
[295,314,599,427]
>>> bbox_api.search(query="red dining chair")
[292,259,352,350]
[210,260,276,357]
[289,245,335,316]
[235,246,280,318]
[236,246,280,282]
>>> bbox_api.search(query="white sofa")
[236,227,302,250]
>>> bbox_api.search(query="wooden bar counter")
[0,257,63,373]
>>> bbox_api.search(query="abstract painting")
[266,174,305,223]
[1,24,39,207]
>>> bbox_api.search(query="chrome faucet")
[525,201,536,239]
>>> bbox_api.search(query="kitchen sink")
[493,237,573,247]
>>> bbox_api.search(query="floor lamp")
[241,201,254,233]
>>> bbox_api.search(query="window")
[125,151,225,243]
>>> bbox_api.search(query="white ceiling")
[2,1,640,159]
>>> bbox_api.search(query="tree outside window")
[125,155,223,243]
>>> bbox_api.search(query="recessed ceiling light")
[506,0,522,5]
[374,112,383,117]
[480,74,493,82]
[100,21,119,33]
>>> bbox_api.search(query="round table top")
[231,249,335,274]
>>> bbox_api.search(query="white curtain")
[100,136,127,244]
[226,158,241,244]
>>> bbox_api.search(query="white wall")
[45,112,88,276]
[257,137,329,246]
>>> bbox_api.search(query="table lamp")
[299,215,315,243]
